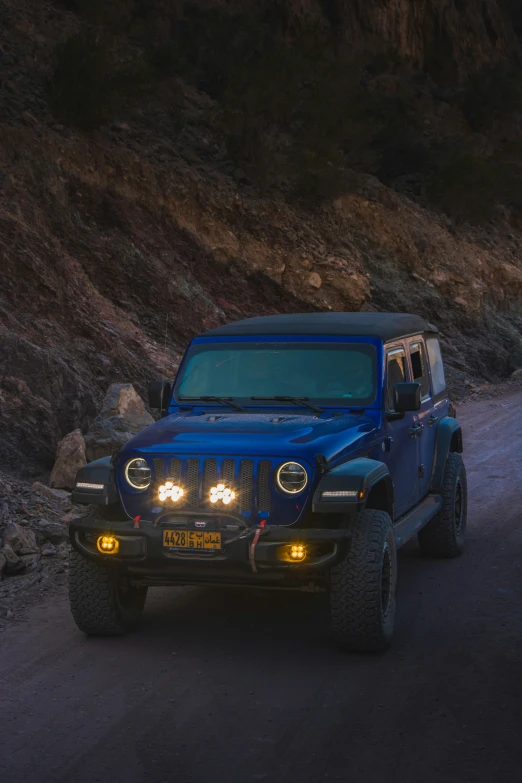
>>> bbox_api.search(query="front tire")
[330,510,397,653]
[69,551,148,636]
[418,453,467,558]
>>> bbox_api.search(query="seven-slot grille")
[152,457,271,513]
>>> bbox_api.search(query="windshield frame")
[171,335,382,410]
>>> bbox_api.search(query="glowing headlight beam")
[209,485,236,505]
[158,483,184,503]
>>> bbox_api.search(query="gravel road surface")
[1,392,521,783]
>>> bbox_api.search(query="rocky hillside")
[281,0,519,80]
[1,0,522,475]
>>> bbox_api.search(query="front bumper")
[69,516,351,588]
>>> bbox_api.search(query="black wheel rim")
[381,542,393,619]
[454,478,464,535]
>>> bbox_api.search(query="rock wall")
[1,124,521,478]
[197,0,519,81]
[327,0,518,80]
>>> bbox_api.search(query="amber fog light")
[97,535,119,555]
[278,544,307,562]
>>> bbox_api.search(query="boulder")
[49,429,87,490]
[84,383,154,461]
[308,272,322,289]
[3,521,38,554]
[511,368,522,378]
[32,482,71,503]
[1,544,24,574]
[60,512,82,525]
[20,553,40,570]
[32,519,69,544]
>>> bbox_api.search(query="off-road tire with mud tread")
[69,551,147,636]
[418,453,467,558]
[330,510,397,653]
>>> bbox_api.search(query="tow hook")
[249,519,267,574]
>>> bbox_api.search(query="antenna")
[160,313,169,418]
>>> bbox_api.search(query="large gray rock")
[1,544,24,574]
[20,553,41,570]
[31,519,69,544]
[49,429,87,490]
[84,383,154,461]
[3,522,38,555]
[32,482,71,503]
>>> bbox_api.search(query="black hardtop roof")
[202,312,438,342]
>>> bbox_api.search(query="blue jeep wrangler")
[69,312,466,652]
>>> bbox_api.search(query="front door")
[383,345,420,517]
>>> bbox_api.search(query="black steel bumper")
[69,517,351,587]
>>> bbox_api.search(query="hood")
[123,409,379,465]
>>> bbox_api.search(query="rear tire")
[69,551,147,636]
[330,510,397,653]
[418,453,467,558]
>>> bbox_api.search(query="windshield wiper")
[251,396,324,414]
[179,395,246,412]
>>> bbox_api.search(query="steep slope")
[0,0,521,475]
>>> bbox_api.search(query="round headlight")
[276,462,307,494]
[125,458,151,490]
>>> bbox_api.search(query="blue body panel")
[115,336,385,526]
[114,332,454,526]
[115,408,382,525]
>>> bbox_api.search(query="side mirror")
[393,382,421,412]
[148,380,172,412]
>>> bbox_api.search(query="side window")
[426,337,447,396]
[386,348,406,410]
[410,341,430,399]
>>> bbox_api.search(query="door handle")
[408,424,423,437]
[428,415,438,427]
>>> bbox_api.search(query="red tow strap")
[249,519,267,574]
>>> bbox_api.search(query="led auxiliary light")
[290,544,306,561]
[158,481,184,503]
[321,490,360,499]
[96,535,119,555]
[209,484,235,505]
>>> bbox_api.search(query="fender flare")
[71,456,118,506]
[312,457,394,516]
[431,417,463,492]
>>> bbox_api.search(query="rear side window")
[426,337,447,396]
[410,342,430,399]
[386,348,407,410]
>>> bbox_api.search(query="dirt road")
[1,392,521,783]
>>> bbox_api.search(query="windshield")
[175,342,377,406]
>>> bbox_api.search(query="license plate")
[163,529,222,551]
